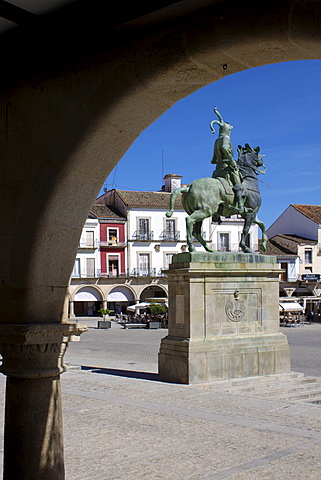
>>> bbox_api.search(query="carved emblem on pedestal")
[225,290,246,322]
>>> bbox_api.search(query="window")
[305,249,312,264]
[73,258,80,277]
[85,230,95,248]
[165,219,176,240]
[139,253,150,276]
[139,219,149,241]
[219,233,230,252]
[165,253,174,269]
[280,262,288,281]
[108,228,118,244]
[108,255,119,276]
[86,258,95,277]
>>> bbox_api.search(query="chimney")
[163,174,182,192]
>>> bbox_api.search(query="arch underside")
[1,0,321,323]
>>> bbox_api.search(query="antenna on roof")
[162,150,164,180]
[112,165,118,189]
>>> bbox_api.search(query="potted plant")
[97,308,111,329]
[148,303,167,329]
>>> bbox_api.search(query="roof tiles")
[265,233,316,256]
[115,190,183,208]
[292,204,321,224]
[90,204,124,219]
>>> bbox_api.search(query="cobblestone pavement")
[1,320,321,479]
[65,319,321,377]
[60,320,321,479]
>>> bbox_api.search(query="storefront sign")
[302,274,320,282]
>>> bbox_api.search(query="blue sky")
[100,60,321,229]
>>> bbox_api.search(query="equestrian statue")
[166,107,268,254]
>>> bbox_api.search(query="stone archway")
[107,285,136,314]
[2,1,321,478]
[72,286,103,317]
[140,285,168,302]
[2,1,321,327]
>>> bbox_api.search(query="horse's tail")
[166,186,189,218]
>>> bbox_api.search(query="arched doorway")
[107,286,135,314]
[73,287,103,317]
[140,285,168,302]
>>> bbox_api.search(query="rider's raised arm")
[214,106,224,123]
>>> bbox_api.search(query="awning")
[279,302,304,312]
[74,288,102,301]
[108,287,134,302]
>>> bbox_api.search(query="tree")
[149,303,167,315]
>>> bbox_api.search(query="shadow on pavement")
[80,365,160,381]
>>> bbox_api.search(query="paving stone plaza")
[1,320,321,479]
[65,321,321,479]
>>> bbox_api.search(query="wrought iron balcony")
[78,239,99,249]
[97,269,129,278]
[214,243,260,253]
[71,269,100,278]
[130,268,157,277]
[99,240,127,247]
[160,231,180,241]
[132,231,154,241]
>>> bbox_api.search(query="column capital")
[0,323,87,378]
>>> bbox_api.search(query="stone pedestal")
[159,253,291,384]
[0,322,87,480]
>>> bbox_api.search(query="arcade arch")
[107,285,136,314]
[140,285,168,302]
[72,286,103,317]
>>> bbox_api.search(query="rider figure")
[210,107,244,213]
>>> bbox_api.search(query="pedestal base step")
[196,371,321,405]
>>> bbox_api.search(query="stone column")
[69,300,75,318]
[159,252,291,384]
[0,322,87,480]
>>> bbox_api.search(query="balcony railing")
[130,268,157,277]
[72,268,168,279]
[213,243,259,252]
[99,240,127,247]
[78,239,99,249]
[132,231,154,241]
[97,269,128,278]
[72,269,100,278]
[160,231,180,241]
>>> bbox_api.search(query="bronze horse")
[166,145,267,253]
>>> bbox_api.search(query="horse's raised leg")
[166,186,188,218]
[253,215,267,252]
[193,221,215,253]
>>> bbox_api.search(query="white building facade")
[210,216,259,252]
[266,204,321,298]
[69,174,260,317]
[72,217,101,279]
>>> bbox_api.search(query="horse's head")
[238,144,264,169]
